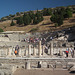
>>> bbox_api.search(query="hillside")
[0,13,74,33]
[0,5,75,33]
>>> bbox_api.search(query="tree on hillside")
[28,11,35,19]
[9,14,15,17]
[57,16,63,26]
[1,17,7,21]
[42,8,52,16]
[9,14,12,17]
[20,12,24,14]
[17,16,23,25]
[10,20,15,26]
[46,8,52,15]
[33,16,38,24]
[36,10,41,23]
[60,7,66,15]
[50,14,58,23]
[50,14,63,26]
[33,10,43,24]
[23,13,31,25]
[53,7,65,17]
[64,8,72,19]
[50,7,73,26]
[42,8,47,16]
[16,12,20,16]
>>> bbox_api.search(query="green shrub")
[10,20,15,26]
[55,23,58,27]
[16,12,20,16]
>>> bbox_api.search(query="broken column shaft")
[38,41,42,56]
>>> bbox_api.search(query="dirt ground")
[13,69,75,75]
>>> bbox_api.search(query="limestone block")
[25,62,30,69]
[59,50,63,56]
[41,62,47,68]
[0,72,4,75]
[11,66,17,73]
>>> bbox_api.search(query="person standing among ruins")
[15,45,19,55]
[14,50,18,55]
[66,48,69,58]
[70,48,74,58]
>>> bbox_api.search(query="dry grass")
[0,14,75,32]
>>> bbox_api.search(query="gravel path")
[13,69,75,75]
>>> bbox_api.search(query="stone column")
[59,49,63,56]
[28,45,31,57]
[25,50,27,56]
[21,49,25,57]
[50,41,53,56]
[42,45,45,55]
[19,48,21,57]
[5,48,7,56]
[25,61,30,69]
[12,47,16,57]
[33,47,36,56]
[0,50,1,57]
[38,41,42,56]
[8,47,12,56]
[24,46,26,56]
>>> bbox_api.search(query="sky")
[0,0,75,18]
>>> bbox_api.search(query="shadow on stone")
[37,61,41,68]
[69,70,75,74]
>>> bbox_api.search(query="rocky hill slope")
[0,13,75,33]
[0,5,75,33]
